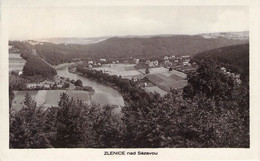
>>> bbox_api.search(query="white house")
[153,60,159,66]
[164,56,169,60]
[100,58,107,62]
[18,71,23,76]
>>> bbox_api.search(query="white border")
[1,0,260,160]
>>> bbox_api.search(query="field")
[145,68,187,92]
[12,90,91,111]
[9,54,26,71]
[93,64,144,78]
[12,91,38,112]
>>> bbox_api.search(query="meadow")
[145,69,187,92]
[9,54,26,71]
[12,90,91,111]
[93,64,143,78]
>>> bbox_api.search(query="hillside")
[10,32,249,65]
[85,35,248,58]
[193,43,249,82]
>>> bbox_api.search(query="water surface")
[56,64,125,108]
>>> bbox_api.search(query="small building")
[43,84,51,89]
[88,61,93,64]
[181,55,190,59]
[27,83,40,89]
[183,62,191,66]
[100,58,107,62]
[57,84,63,88]
[148,61,154,68]
[18,71,23,76]
[133,58,139,64]
[164,56,169,60]
[164,61,172,68]
[153,60,159,66]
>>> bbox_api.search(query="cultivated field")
[12,91,38,112]
[9,54,26,71]
[145,68,187,92]
[93,64,144,78]
[12,90,91,111]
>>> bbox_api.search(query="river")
[56,63,125,108]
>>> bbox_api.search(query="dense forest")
[22,56,57,77]
[9,35,248,65]
[192,44,249,82]
[10,60,249,148]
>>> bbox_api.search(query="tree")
[75,79,83,87]
[9,86,14,110]
[10,93,52,148]
[183,60,235,100]
[145,67,150,74]
[24,92,36,109]
[63,82,70,88]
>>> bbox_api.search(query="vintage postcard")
[0,0,260,160]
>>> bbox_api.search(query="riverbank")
[56,63,125,107]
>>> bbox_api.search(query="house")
[43,84,51,89]
[164,61,172,68]
[18,71,23,76]
[153,60,159,66]
[88,61,93,64]
[27,83,40,89]
[132,77,138,82]
[57,84,63,88]
[42,80,55,89]
[183,62,191,66]
[181,55,190,59]
[116,60,119,63]
[100,58,107,62]
[133,58,139,64]
[164,56,169,60]
[220,67,227,73]
[148,61,154,67]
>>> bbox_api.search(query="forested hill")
[193,43,249,82]
[9,34,248,65]
[85,35,248,58]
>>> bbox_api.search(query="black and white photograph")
[2,0,260,160]
[7,3,251,149]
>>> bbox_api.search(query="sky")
[6,5,249,40]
